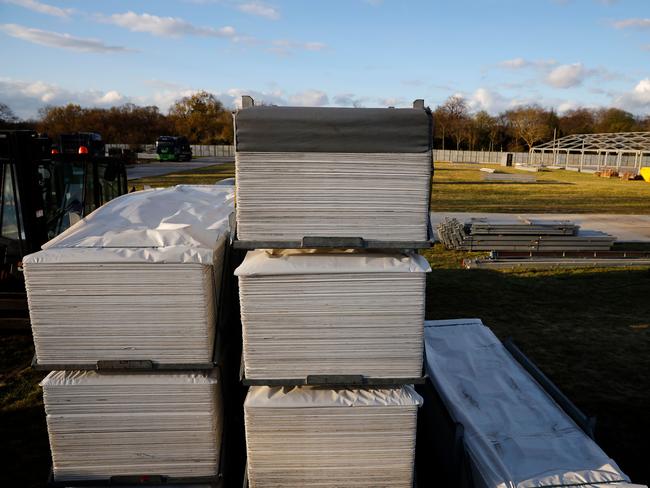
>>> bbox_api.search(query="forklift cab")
[0,130,127,283]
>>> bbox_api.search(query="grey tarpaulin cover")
[236,249,430,379]
[23,185,234,365]
[244,385,422,487]
[234,106,433,242]
[235,106,432,153]
[424,319,638,488]
[41,370,222,481]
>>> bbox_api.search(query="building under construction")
[529,131,650,173]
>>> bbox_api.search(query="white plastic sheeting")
[24,185,234,365]
[235,151,432,242]
[244,385,422,487]
[424,319,635,488]
[41,370,222,481]
[236,250,430,379]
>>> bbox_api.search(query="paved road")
[127,156,233,180]
[430,212,650,243]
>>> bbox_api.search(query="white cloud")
[0,24,131,52]
[614,78,650,113]
[101,11,236,38]
[1,0,72,18]
[333,93,368,107]
[468,88,511,113]
[613,18,650,29]
[0,78,134,118]
[498,58,557,70]
[95,90,125,105]
[100,11,325,56]
[289,90,329,106]
[545,63,587,88]
[237,1,280,20]
[557,100,581,113]
[267,39,327,55]
[499,58,528,69]
[379,97,406,107]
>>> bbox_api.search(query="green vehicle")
[155,136,192,162]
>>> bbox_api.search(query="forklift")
[0,130,128,289]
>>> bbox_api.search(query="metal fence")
[106,144,235,157]
[432,149,650,173]
[106,144,649,172]
[432,150,529,165]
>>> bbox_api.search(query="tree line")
[434,95,650,152]
[1,91,649,150]
[0,91,233,146]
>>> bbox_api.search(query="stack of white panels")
[424,319,637,488]
[24,185,234,366]
[244,385,422,487]
[236,250,430,379]
[235,106,433,242]
[41,370,222,482]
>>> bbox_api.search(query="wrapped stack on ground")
[24,185,234,367]
[423,319,638,488]
[244,385,422,487]
[41,371,223,482]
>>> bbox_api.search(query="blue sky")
[0,0,649,118]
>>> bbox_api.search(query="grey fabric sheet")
[235,106,433,153]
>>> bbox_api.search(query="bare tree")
[0,103,18,123]
[505,105,553,150]
[438,95,469,150]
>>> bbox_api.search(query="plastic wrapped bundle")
[236,250,430,380]
[24,185,234,366]
[424,319,639,488]
[245,385,422,487]
[41,371,222,482]
[235,106,433,243]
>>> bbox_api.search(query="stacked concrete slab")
[235,106,432,244]
[235,102,432,487]
[41,371,222,481]
[236,250,429,380]
[24,185,234,484]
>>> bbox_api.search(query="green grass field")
[433,162,650,213]
[2,160,648,486]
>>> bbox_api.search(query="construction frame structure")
[529,132,650,173]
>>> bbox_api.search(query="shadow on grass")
[0,406,49,487]
[425,266,650,484]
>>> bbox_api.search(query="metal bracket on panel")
[96,360,154,370]
[47,470,222,487]
[301,236,365,248]
[110,475,165,485]
[305,374,365,386]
